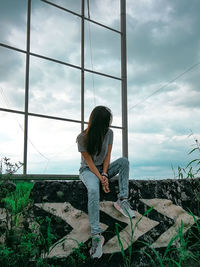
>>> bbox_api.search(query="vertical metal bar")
[81,0,85,132]
[23,0,31,174]
[121,0,128,158]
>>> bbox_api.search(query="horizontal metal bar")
[28,112,82,124]
[0,42,81,73]
[1,174,79,181]
[1,174,119,181]
[0,107,82,124]
[0,107,24,115]
[0,42,26,54]
[85,17,121,34]
[30,52,82,71]
[0,108,123,129]
[29,112,123,129]
[40,0,121,34]
[1,174,120,181]
[41,0,82,18]
[111,125,123,130]
[85,67,122,81]
[0,42,121,81]
[31,52,121,80]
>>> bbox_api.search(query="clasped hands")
[101,175,110,193]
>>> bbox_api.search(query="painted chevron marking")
[140,198,199,248]
[35,200,159,256]
[34,198,198,258]
[99,201,159,254]
[35,202,108,258]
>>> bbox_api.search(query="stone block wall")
[29,178,200,266]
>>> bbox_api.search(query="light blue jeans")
[79,157,129,236]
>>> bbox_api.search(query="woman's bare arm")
[103,144,112,174]
[81,152,103,181]
[101,144,113,193]
[81,151,110,193]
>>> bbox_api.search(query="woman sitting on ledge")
[76,105,135,259]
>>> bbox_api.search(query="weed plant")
[142,215,200,267]
[2,182,34,214]
[0,157,57,266]
[115,135,200,267]
[115,208,200,267]
[172,135,200,179]
[115,207,154,267]
[66,242,87,266]
[0,157,88,266]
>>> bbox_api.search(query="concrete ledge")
[29,178,200,266]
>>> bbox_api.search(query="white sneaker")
[89,234,105,259]
[114,199,135,218]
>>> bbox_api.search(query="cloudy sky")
[0,0,200,179]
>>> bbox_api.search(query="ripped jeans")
[79,157,129,236]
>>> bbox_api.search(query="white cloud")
[88,0,120,28]
[31,1,81,66]
[127,0,173,24]
[0,112,24,165]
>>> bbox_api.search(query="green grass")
[0,181,58,266]
[3,181,199,267]
[2,181,34,214]
[115,206,200,267]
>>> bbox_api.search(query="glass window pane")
[0,111,24,174]
[0,0,27,50]
[29,56,81,120]
[49,0,81,14]
[111,128,122,161]
[85,22,121,78]
[0,47,25,111]
[27,117,81,174]
[85,73,122,127]
[85,0,120,30]
[31,0,81,66]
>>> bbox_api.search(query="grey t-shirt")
[77,128,113,168]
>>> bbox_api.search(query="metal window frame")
[0,0,128,179]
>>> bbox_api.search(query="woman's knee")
[119,157,129,167]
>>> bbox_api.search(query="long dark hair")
[84,106,112,156]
